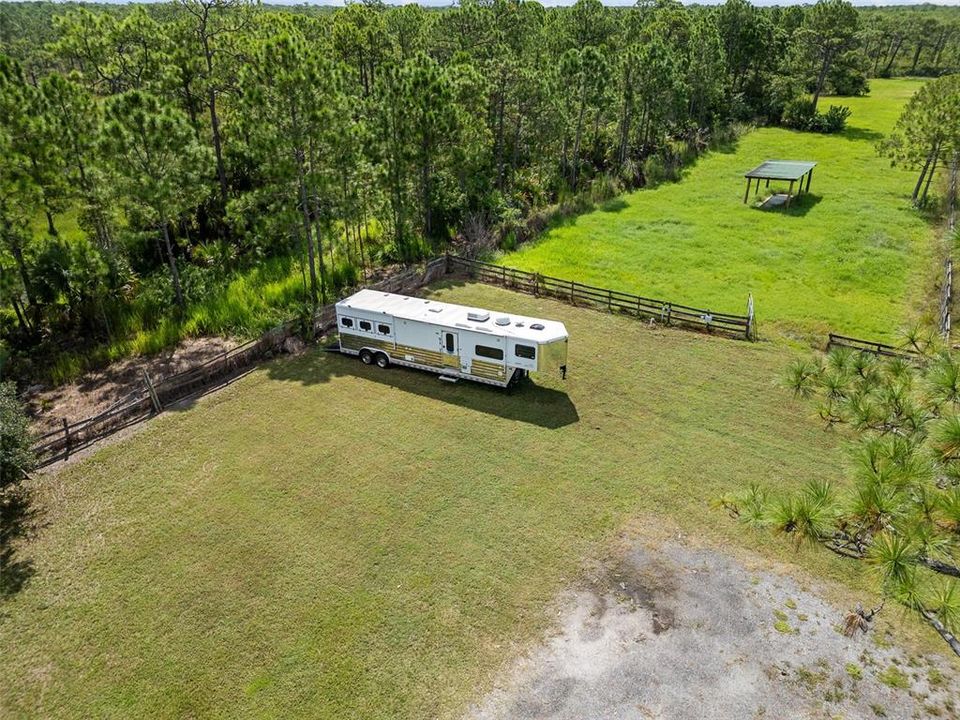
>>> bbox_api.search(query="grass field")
[5,282,934,719]
[502,79,937,342]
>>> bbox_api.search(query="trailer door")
[440,330,460,370]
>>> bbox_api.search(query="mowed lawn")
[503,79,935,342]
[2,283,884,719]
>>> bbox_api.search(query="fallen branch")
[843,601,883,637]
[922,609,960,657]
[920,556,960,579]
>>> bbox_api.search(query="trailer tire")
[360,349,374,365]
[375,352,390,369]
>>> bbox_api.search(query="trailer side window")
[475,344,503,360]
[378,324,391,335]
[515,344,536,360]
[341,317,354,328]
[359,320,372,331]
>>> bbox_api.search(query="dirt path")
[23,336,237,436]
[466,541,958,720]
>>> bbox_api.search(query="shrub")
[782,96,851,134]
[642,155,667,187]
[810,105,852,134]
[0,381,34,489]
[782,96,818,130]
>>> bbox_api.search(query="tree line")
[0,0,958,382]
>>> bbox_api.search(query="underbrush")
[39,256,312,385]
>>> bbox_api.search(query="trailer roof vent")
[495,316,511,326]
[530,323,545,331]
[428,307,442,313]
[467,310,490,322]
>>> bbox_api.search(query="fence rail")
[447,255,755,340]
[30,254,747,467]
[826,333,918,359]
[27,260,451,469]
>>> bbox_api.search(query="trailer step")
[438,375,459,384]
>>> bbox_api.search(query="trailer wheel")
[375,352,390,369]
[360,349,374,365]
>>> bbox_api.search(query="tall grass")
[44,255,312,385]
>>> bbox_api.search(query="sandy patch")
[24,336,237,435]
[466,542,958,720]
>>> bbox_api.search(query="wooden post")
[62,418,70,461]
[805,170,813,193]
[743,178,751,204]
[570,279,575,304]
[501,265,506,287]
[142,369,162,414]
[746,293,755,340]
[786,180,795,207]
[607,289,612,312]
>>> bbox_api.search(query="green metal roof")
[744,160,817,181]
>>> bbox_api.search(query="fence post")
[62,417,70,461]
[570,279,575,304]
[142,369,162,414]
[533,273,540,297]
[444,252,451,275]
[746,293,755,341]
[942,258,952,338]
[607,289,613,313]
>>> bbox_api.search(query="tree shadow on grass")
[842,126,885,143]
[1,484,40,602]
[266,349,580,430]
[600,198,629,213]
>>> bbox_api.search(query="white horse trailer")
[335,289,568,387]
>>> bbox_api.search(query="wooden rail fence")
[940,258,953,338]
[447,255,756,340]
[825,333,918,360]
[30,254,749,467]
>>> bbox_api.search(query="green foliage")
[503,79,933,342]
[0,283,858,717]
[730,346,960,654]
[0,380,33,488]
[879,74,960,207]
[0,1,956,382]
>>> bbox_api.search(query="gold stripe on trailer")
[470,359,506,379]
[394,343,447,369]
[340,334,395,353]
